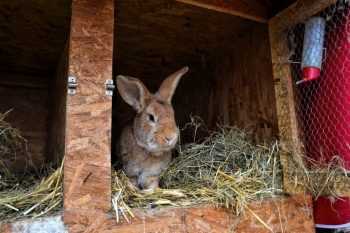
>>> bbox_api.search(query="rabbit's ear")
[116,75,150,112]
[157,66,189,103]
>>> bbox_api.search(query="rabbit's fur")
[116,67,189,191]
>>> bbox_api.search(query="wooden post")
[268,0,336,194]
[63,0,114,230]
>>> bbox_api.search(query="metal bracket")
[67,76,78,95]
[105,79,115,96]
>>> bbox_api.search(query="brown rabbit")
[116,67,189,191]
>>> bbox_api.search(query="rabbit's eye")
[148,114,155,123]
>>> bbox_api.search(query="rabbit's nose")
[165,134,177,145]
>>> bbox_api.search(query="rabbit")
[116,66,189,191]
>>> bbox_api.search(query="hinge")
[105,79,115,96]
[67,76,78,95]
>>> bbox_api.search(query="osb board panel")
[0,224,11,233]
[62,195,314,233]
[108,207,232,233]
[208,24,278,143]
[63,0,113,218]
[234,195,314,233]
[47,44,68,164]
[0,76,49,172]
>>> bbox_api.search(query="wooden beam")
[268,0,336,194]
[175,0,269,23]
[63,0,114,230]
[269,0,337,35]
[2,196,314,232]
[0,196,318,232]
[63,195,314,233]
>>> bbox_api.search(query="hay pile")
[0,110,29,176]
[1,112,349,224]
[0,111,62,223]
[112,127,283,222]
[285,153,349,198]
[0,162,63,222]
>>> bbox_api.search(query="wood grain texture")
[0,0,297,77]
[234,195,315,233]
[63,0,114,226]
[0,224,11,233]
[208,24,278,143]
[269,0,336,36]
[1,196,313,232]
[113,1,279,147]
[268,0,337,194]
[268,28,305,195]
[112,0,259,148]
[175,0,269,22]
[62,195,314,233]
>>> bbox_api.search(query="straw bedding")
[0,163,63,222]
[0,110,63,222]
[0,112,348,223]
[111,127,283,222]
[0,110,29,175]
[285,152,349,198]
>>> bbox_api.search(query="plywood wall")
[112,1,268,149]
[208,24,278,142]
[0,73,49,172]
[47,44,68,165]
[0,47,69,172]
[113,3,278,146]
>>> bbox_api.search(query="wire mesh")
[288,0,350,169]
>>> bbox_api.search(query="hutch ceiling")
[0,0,295,77]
